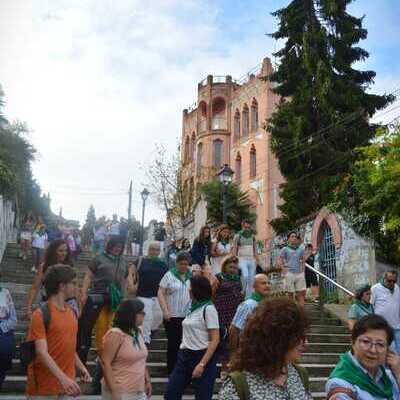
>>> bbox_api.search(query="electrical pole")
[128,180,132,223]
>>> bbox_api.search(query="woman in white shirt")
[210,225,232,275]
[158,252,192,374]
[165,275,220,400]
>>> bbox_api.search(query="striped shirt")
[159,271,191,318]
[231,298,258,330]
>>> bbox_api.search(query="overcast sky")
[1,0,399,226]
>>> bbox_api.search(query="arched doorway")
[318,221,337,299]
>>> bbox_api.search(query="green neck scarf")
[239,229,253,239]
[330,352,393,399]
[103,251,120,263]
[380,278,395,294]
[147,256,161,263]
[171,266,191,283]
[353,299,374,315]
[131,328,140,348]
[190,299,212,313]
[250,291,265,303]
[219,238,230,246]
[288,243,299,250]
[221,272,241,281]
[110,282,122,312]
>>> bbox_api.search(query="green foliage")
[199,180,256,232]
[267,0,394,233]
[332,125,400,264]
[81,205,96,246]
[0,86,50,219]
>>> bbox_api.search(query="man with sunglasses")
[371,271,400,353]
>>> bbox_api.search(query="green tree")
[0,87,51,219]
[81,205,96,246]
[200,181,256,232]
[332,124,400,264]
[267,0,394,233]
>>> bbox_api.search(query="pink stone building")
[180,57,285,244]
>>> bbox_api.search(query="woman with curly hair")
[219,297,312,399]
[26,239,74,319]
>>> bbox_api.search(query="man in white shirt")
[371,270,400,353]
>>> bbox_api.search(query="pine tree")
[267,0,394,233]
[200,181,256,232]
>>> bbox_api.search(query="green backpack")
[229,364,310,400]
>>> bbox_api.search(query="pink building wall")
[180,57,285,244]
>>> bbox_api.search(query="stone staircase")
[0,243,350,399]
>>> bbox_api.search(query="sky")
[1,0,399,226]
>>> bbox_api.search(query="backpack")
[229,365,310,400]
[20,302,51,373]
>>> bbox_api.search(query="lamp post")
[217,164,234,224]
[139,188,150,256]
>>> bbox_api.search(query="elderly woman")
[158,252,192,374]
[327,315,400,399]
[348,284,374,331]
[213,255,243,376]
[133,241,168,345]
[219,298,312,399]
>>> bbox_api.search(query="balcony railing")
[211,117,227,130]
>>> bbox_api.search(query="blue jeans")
[165,349,218,400]
[239,258,256,298]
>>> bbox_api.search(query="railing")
[0,195,17,263]
[211,117,227,130]
[305,262,355,297]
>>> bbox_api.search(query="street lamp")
[139,188,150,256]
[217,164,234,224]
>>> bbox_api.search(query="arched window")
[242,104,249,137]
[213,139,223,168]
[196,142,203,176]
[184,136,190,164]
[191,132,196,161]
[234,109,241,140]
[198,102,207,132]
[211,97,227,130]
[251,99,258,132]
[235,153,242,184]
[250,145,256,178]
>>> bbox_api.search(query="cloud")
[0,0,398,224]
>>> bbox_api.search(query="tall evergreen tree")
[267,0,394,233]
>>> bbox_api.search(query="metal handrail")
[305,262,355,297]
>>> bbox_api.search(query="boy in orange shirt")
[26,264,91,399]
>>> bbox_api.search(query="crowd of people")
[1,218,400,399]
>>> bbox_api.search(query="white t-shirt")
[371,282,400,329]
[159,271,191,318]
[32,232,48,249]
[181,304,219,351]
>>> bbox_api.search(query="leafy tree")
[200,180,256,232]
[267,0,394,233]
[0,86,51,220]
[332,124,400,264]
[145,144,191,237]
[81,205,96,246]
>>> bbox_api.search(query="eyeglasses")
[357,338,387,353]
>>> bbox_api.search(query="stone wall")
[0,195,17,263]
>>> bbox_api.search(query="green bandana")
[219,238,230,246]
[110,282,122,312]
[330,352,393,399]
[239,229,253,239]
[353,299,374,315]
[288,243,299,250]
[250,292,265,303]
[131,328,141,348]
[190,299,212,313]
[221,273,241,281]
[147,256,162,263]
[171,266,191,283]
[103,251,120,263]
